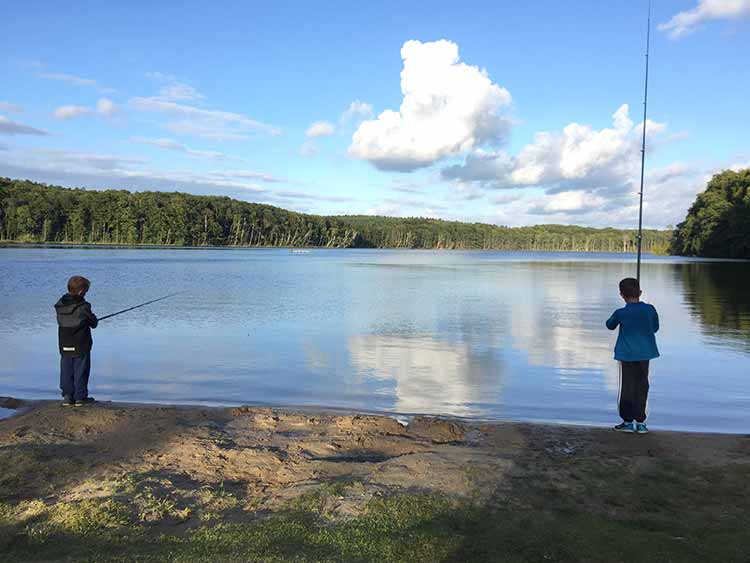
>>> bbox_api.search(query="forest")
[669,169,750,259]
[0,178,672,253]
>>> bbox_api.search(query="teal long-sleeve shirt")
[606,301,660,361]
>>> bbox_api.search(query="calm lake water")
[1,248,748,433]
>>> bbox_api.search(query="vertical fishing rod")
[636,0,652,282]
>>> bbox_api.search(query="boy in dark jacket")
[55,276,98,407]
[606,277,659,434]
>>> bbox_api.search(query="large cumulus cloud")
[348,40,512,172]
[444,104,666,195]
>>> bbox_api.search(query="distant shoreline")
[0,240,664,254]
[1,179,674,253]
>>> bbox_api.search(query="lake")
[1,247,748,433]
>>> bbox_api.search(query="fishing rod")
[636,0,652,283]
[98,291,186,322]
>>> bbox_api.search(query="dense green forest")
[670,169,750,259]
[0,178,671,252]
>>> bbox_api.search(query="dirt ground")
[1,396,749,562]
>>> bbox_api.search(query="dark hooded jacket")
[55,294,98,357]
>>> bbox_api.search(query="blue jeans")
[60,353,91,401]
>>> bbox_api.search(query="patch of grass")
[0,498,134,556]
[135,489,191,523]
[50,499,131,534]
[198,481,239,512]
[287,480,357,515]
[2,455,750,563]
[198,510,222,522]
[0,446,85,500]
[22,499,132,547]
[0,449,48,499]
[1,491,749,562]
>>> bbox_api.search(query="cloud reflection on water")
[348,334,503,417]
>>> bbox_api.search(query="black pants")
[618,360,650,423]
[60,353,91,401]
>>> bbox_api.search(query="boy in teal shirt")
[606,277,660,434]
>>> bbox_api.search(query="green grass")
[1,441,749,562]
[1,485,749,563]
[0,446,85,501]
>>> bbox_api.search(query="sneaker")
[61,395,74,407]
[74,397,96,407]
[636,423,649,434]
[614,421,635,433]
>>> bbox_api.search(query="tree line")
[670,169,750,259]
[0,178,672,253]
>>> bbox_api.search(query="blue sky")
[1,0,748,228]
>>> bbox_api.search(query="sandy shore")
[1,397,748,562]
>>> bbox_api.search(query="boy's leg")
[60,356,74,399]
[634,360,650,423]
[80,352,91,399]
[618,361,637,422]
[72,354,91,402]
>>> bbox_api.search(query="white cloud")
[437,104,720,228]
[131,136,239,161]
[305,121,335,138]
[490,192,522,206]
[54,98,119,120]
[37,71,116,94]
[443,104,666,195]
[223,170,287,183]
[39,72,97,87]
[0,116,49,136]
[163,122,250,141]
[366,203,403,217]
[134,137,184,151]
[391,183,426,194]
[449,183,485,201]
[0,102,23,113]
[340,100,373,124]
[659,0,750,38]
[145,72,205,101]
[365,196,447,218]
[349,39,512,171]
[0,147,145,173]
[129,96,280,140]
[157,82,205,102]
[0,146,346,208]
[527,190,608,215]
[468,159,731,229]
[96,98,118,117]
[54,105,93,120]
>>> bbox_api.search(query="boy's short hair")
[67,275,91,294]
[619,277,640,298]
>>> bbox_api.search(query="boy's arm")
[652,306,659,333]
[605,310,619,330]
[82,303,99,329]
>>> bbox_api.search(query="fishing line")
[98,291,187,322]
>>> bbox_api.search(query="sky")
[1,0,749,229]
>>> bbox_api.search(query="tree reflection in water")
[676,262,750,351]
